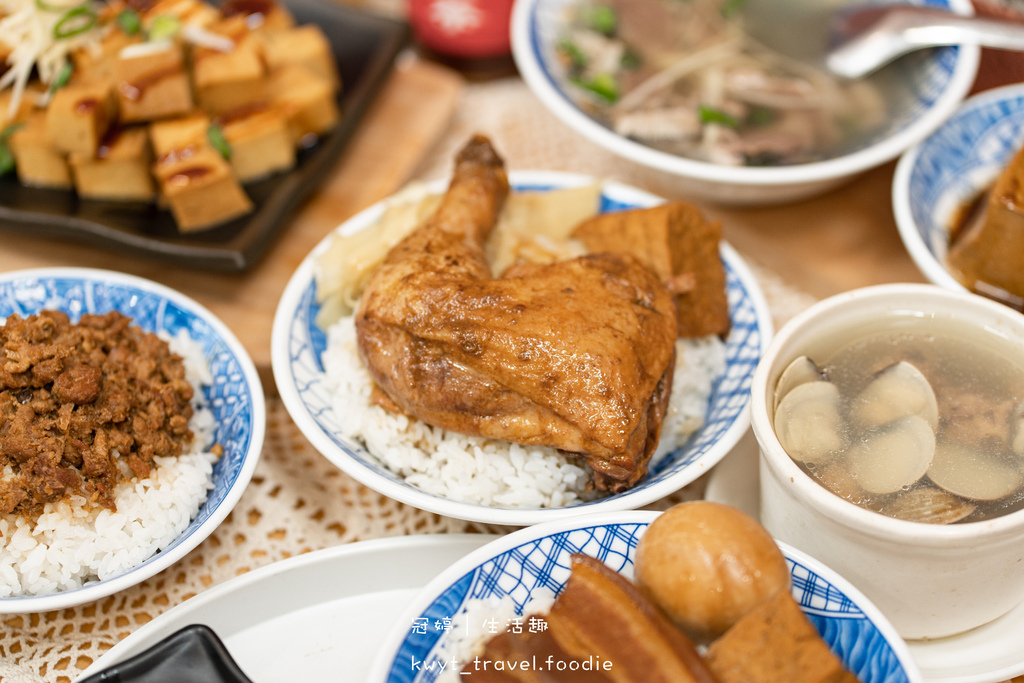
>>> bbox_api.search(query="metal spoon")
[827,5,1024,79]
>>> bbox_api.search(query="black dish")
[0,1,409,272]
[78,624,254,683]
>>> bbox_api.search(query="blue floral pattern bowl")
[369,511,922,683]
[894,83,1024,294]
[272,171,774,526]
[0,268,265,613]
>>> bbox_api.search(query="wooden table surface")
[0,53,927,388]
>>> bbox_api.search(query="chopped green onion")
[556,38,588,72]
[48,62,74,96]
[207,124,232,159]
[573,73,619,104]
[117,7,142,34]
[699,104,739,128]
[620,46,642,70]
[0,123,24,176]
[747,106,776,127]
[53,5,97,39]
[721,0,746,18]
[148,15,180,41]
[581,4,617,36]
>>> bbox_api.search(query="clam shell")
[844,414,935,494]
[851,361,939,431]
[774,355,824,409]
[774,380,844,465]
[927,441,1022,501]
[879,486,976,525]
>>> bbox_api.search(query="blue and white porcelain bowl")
[893,83,1024,293]
[511,0,979,205]
[0,268,265,613]
[367,510,923,683]
[272,171,773,526]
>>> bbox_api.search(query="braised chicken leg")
[354,136,677,491]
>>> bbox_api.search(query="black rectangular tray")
[0,0,409,271]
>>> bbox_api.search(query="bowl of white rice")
[366,510,921,683]
[0,267,265,613]
[272,171,772,526]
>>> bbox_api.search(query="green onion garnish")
[721,0,746,18]
[53,5,97,39]
[581,4,617,36]
[699,104,739,128]
[148,14,180,41]
[620,46,642,70]
[117,7,142,34]
[556,38,588,72]
[747,106,776,127]
[48,62,74,96]
[573,73,619,104]
[207,124,232,159]
[0,123,25,176]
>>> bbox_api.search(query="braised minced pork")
[0,310,195,517]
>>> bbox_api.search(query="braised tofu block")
[149,113,210,156]
[45,81,116,156]
[140,0,219,29]
[192,38,266,115]
[572,201,731,338]
[115,42,193,122]
[8,112,72,189]
[219,0,295,33]
[70,127,154,201]
[705,591,861,683]
[948,143,1024,301]
[267,64,339,143]
[258,25,339,88]
[219,104,294,182]
[71,28,143,86]
[153,144,252,231]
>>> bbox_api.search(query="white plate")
[76,535,495,683]
[705,441,1024,683]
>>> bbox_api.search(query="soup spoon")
[826,5,1024,78]
[745,1,1024,79]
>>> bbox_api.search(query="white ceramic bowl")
[367,510,922,683]
[511,0,979,206]
[751,283,1024,640]
[272,171,773,526]
[894,83,1024,295]
[0,268,265,613]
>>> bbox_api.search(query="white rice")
[322,316,726,507]
[0,331,218,598]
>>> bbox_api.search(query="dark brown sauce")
[167,167,212,186]
[74,98,99,115]
[97,125,125,159]
[117,66,182,102]
[219,0,273,18]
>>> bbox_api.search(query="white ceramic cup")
[751,283,1024,640]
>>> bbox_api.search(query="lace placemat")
[0,77,819,683]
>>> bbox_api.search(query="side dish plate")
[0,0,409,272]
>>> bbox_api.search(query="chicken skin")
[354,136,678,491]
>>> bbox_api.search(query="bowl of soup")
[750,283,1024,640]
[511,0,979,205]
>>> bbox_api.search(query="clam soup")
[772,315,1024,524]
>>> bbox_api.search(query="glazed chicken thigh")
[355,136,677,491]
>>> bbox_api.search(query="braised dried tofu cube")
[572,201,731,338]
[71,28,143,86]
[8,112,72,189]
[149,113,210,156]
[219,105,294,182]
[140,0,219,29]
[45,82,116,156]
[258,25,339,88]
[153,144,253,232]
[219,0,295,33]
[70,127,154,201]
[115,41,193,123]
[192,38,267,115]
[267,64,339,143]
